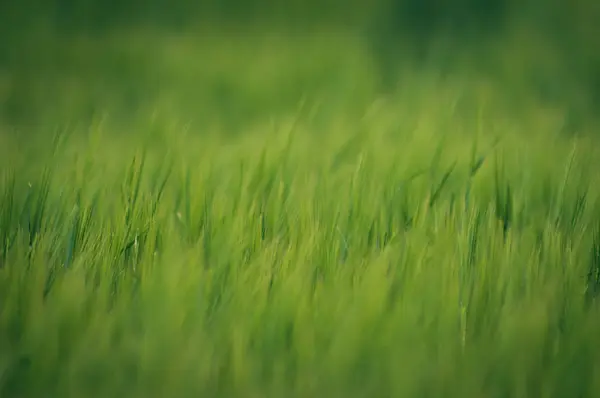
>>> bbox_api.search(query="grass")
[1,25,600,397]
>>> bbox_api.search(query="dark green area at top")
[1,0,511,32]
[0,0,595,42]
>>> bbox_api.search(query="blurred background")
[0,0,598,138]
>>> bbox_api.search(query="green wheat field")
[1,21,600,397]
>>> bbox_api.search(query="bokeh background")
[0,0,598,138]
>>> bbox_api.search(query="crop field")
[1,22,600,397]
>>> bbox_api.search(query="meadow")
[1,22,600,397]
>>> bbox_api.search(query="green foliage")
[1,22,600,398]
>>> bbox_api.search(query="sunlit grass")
[1,27,600,397]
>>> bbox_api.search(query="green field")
[1,23,600,397]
